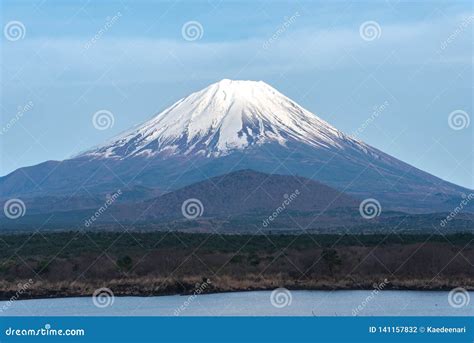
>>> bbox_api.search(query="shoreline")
[1,282,472,302]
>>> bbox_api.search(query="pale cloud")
[3,13,472,88]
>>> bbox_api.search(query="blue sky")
[1,0,473,188]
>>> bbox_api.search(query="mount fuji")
[0,79,471,220]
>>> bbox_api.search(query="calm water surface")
[0,291,472,316]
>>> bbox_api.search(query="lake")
[0,290,472,316]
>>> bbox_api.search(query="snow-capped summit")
[80,79,362,159]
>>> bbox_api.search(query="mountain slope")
[3,170,473,234]
[135,169,358,220]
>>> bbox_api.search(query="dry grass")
[1,275,473,300]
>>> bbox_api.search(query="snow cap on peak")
[79,79,353,159]
[210,79,274,91]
